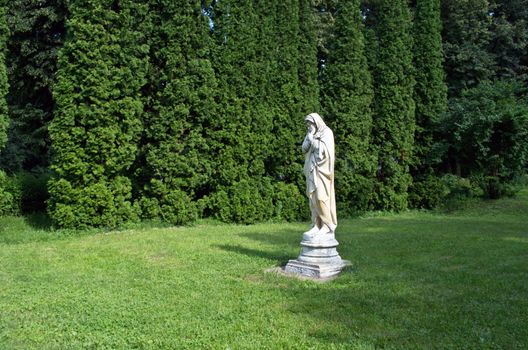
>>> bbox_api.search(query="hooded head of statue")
[304,113,328,137]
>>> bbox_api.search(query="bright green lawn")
[1,190,527,349]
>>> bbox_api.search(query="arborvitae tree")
[201,0,309,223]
[313,0,338,67]
[320,0,375,213]
[264,0,304,185]
[137,1,217,224]
[409,0,448,208]
[205,0,270,223]
[441,0,494,97]
[0,1,8,151]
[0,0,66,172]
[0,1,13,217]
[299,0,320,114]
[370,0,415,211]
[48,0,149,228]
[267,0,312,220]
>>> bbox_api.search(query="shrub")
[0,170,19,215]
[408,175,445,209]
[0,4,8,151]
[48,177,139,229]
[320,0,375,215]
[437,174,484,210]
[370,0,415,211]
[137,1,216,227]
[211,179,274,225]
[138,179,198,226]
[335,173,375,216]
[473,175,518,199]
[204,178,308,225]
[272,182,308,222]
[439,80,528,198]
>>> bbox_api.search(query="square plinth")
[284,258,350,280]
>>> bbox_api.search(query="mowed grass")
[1,191,527,349]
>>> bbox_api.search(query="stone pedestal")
[284,233,349,279]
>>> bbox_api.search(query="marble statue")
[283,113,348,279]
[302,112,337,241]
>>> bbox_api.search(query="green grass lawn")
[1,190,527,349]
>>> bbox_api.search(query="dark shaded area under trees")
[0,0,527,227]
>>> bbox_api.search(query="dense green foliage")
[439,80,528,198]
[370,0,416,211]
[0,0,66,172]
[320,0,375,213]
[0,1,61,216]
[0,2,11,216]
[441,0,495,97]
[0,170,49,216]
[298,0,321,114]
[0,1,8,151]
[437,0,528,202]
[1,188,528,347]
[201,0,312,223]
[136,1,215,225]
[48,0,149,228]
[409,0,448,208]
[0,170,17,215]
[490,0,528,81]
[205,0,265,222]
[0,0,526,226]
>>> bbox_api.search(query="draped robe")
[302,113,337,232]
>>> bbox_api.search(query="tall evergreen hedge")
[48,0,149,228]
[205,0,308,223]
[267,0,315,220]
[0,1,8,151]
[263,0,305,187]
[370,0,416,211]
[2,0,521,226]
[320,0,375,214]
[1,0,66,172]
[0,1,13,216]
[0,1,9,217]
[410,0,448,208]
[137,1,216,225]
[298,0,320,115]
[206,0,267,223]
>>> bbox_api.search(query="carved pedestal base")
[284,233,349,279]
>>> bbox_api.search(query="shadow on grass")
[1,213,98,245]
[217,227,303,265]
[238,228,301,246]
[215,244,293,266]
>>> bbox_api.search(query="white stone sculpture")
[302,112,337,241]
[284,113,348,279]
